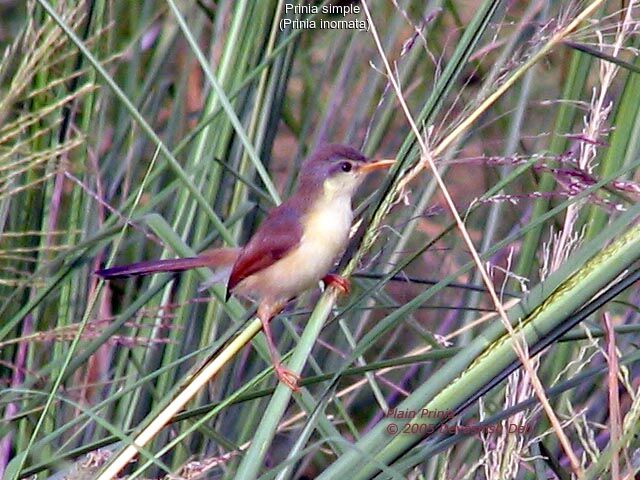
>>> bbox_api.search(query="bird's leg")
[257,301,300,391]
[322,273,351,295]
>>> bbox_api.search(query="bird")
[96,144,394,389]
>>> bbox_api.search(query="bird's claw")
[275,363,300,391]
[322,274,351,296]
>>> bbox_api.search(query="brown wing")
[226,203,303,298]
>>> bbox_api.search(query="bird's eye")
[341,162,352,172]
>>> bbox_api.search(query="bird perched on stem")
[97,144,394,389]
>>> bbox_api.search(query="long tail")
[96,247,240,279]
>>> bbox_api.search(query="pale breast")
[302,195,353,262]
[237,195,353,302]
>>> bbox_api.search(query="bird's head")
[298,144,394,200]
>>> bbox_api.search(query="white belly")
[239,195,353,302]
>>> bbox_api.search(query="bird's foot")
[275,362,300,391]
[322,273,351,295]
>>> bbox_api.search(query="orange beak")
[359,159,395,174]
